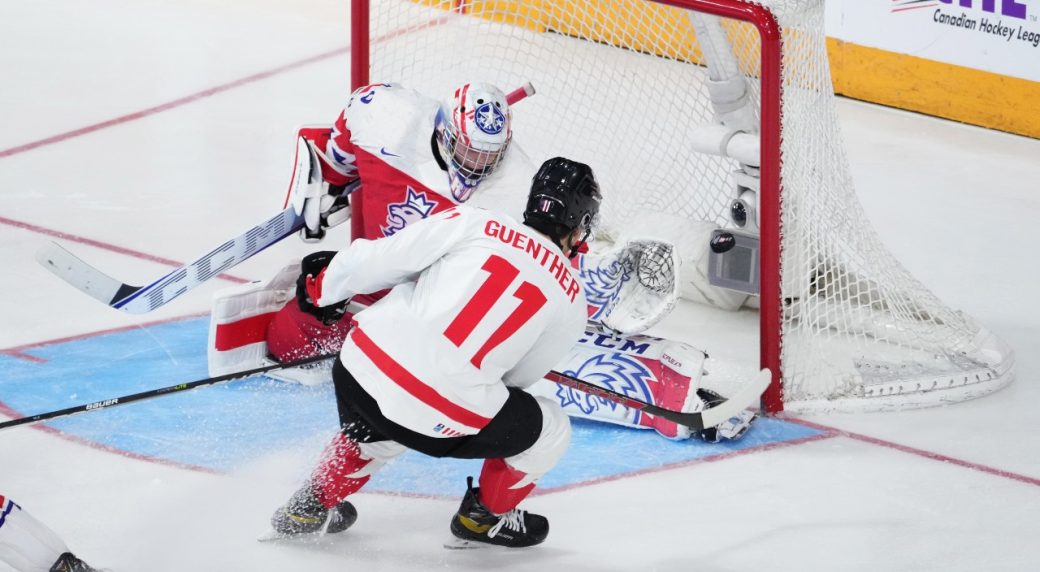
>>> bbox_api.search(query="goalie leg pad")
[528,325,708,440]
[208,263,301,377]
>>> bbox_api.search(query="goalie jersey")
[310,206,588,438]
[312,82,531,240]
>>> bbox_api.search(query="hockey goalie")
[206,81,757,442]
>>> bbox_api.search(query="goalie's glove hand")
[296,251,349,325]
[300,184,352,243]
[695,388,758,443]
[287,135,353,243]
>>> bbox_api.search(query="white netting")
[361,0,1014,411]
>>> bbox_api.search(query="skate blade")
[443,537,536,550]
[258,528,339,544]
[443,537,493,550]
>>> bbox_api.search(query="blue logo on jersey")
[360,91,376,104]
[379,147,400,157]
[555,353,655,423]
[381,187,438,237]
[473,102,505,135]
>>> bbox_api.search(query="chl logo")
[937,0,1027,20]
[381,187,438,237]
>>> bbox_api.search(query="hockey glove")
[296,251,349,325]
[287,135,353,242]
[301,184,352,243]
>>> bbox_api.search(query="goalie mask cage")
[349,0,1015,413]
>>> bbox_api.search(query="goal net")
[351,0,1015,412]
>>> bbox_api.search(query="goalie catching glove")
[286,133,352,242]
[297,251,349,326]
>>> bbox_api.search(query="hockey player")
[209,81,756,443]
[265,81,533,364]
[268,157,601,548]
[0,495,101,572]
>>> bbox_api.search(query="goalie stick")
[0,355,768,433]
[545,368,771,432]
[36,83,537,314]
[35,202,322,314]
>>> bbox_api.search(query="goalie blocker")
[208,270,756,441]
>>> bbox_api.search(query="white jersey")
[321,83,533,240]
[313,206,588,438]
[0,496,70,572]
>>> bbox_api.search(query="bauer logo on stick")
[473,102,505,135]
[86,398,119,411]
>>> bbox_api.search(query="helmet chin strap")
[567,228,591,259]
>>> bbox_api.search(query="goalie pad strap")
[213,311,278,351]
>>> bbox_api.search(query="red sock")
[310,433,372,509]
[478,458,536,515]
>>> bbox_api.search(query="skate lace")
[487,509,527,538]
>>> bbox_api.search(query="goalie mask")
[524,157,602,258]
[435,82,513,203]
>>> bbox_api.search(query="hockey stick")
[36,205,312,314]
[0,353,337,432]
[505,82,535,105]
[37,84,537,315]
[545,368,771,431]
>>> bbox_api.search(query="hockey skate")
[262,484,357,541]
[49,552,103,572]
[446,477,548,549]
[695,388,758,443]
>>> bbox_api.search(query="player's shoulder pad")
[344,83,440,138]
[427,204,474,223]
[348,82,399,103]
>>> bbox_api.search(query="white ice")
[1,0,1038,571]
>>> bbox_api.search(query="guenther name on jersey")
[483,220,581,303]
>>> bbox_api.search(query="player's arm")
[305,208,472,307]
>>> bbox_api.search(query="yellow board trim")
[828,38,1040,139]
[410,1,1038,139]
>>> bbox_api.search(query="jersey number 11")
[444,255,548,367]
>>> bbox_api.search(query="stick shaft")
[0,354,336,431]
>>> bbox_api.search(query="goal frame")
[348,0,787,412]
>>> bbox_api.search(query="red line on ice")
[789,418,1040,488]
[0,18,452,474]
[0,16,449,160]
[0,311,211,362]
[0,46,349,159]
[0,215,252,287]
[535,431,839,496]
[0,400,220,475]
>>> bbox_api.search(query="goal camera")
[708,186,760,295]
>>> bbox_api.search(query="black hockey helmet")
[523,157,601,257]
